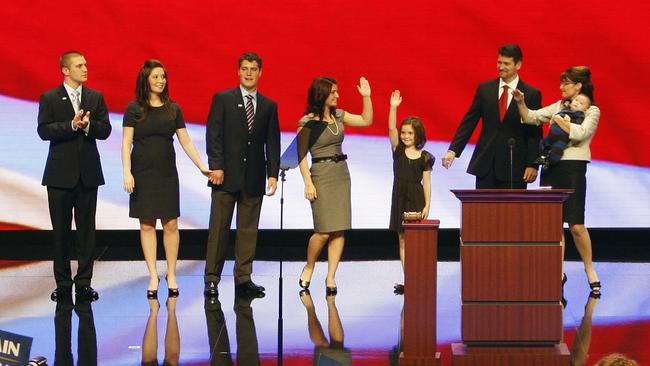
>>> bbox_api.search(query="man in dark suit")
[204,52,280,297]
[37,51,112,302]
[442,44,542,188]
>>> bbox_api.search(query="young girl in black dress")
[388,90,434,294]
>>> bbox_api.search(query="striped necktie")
[245,94,254,133]
[71,89,81,113]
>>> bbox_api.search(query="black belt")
[312,154,348,163]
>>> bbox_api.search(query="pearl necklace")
[326,121,339,135]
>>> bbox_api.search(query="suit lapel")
[58,85,76,118]
[79,86,88,112]
[234,87,249,133]
[251,93,266,134]
[488,79,500,123]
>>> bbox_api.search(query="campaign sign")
[0,329,32,366]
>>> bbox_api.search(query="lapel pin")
[238,104,243,108]
[62,97,68,100]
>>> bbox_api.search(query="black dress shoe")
[75,286,99,301]
[204,281,218,297]
[236,280,265,295]
[50,287,72,302]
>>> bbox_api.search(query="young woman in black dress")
[122,60,210,298]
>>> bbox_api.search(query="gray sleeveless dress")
[298,110,351,232]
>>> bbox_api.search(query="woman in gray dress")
[297,76,373,295]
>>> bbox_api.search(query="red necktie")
[499,85,509,122]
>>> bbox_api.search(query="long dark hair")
[561,66,596,105]
[398,116,427,150]
[304,77,337,121]
[135,59,175,122]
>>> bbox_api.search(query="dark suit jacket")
[448,78,542,182]
[37,84,112,188]
[206,87,280,196]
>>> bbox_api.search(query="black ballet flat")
[393,284,404,295]
[589,281,601,293]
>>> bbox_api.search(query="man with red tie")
[442,44,542,188]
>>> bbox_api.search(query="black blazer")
[206,87,280,196]
[37,84,112,188]
[448,78,542,182]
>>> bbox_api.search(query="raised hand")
[512,89,525,103]
[357,76,371,97]
[390,90,402,108]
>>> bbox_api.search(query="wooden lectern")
[450,189,572,366]
[400,219,441,365]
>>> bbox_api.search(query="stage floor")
[1,260,648,365]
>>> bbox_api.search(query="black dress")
[389,145,435,232]
[123,101,185,219]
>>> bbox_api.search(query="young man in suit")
[37,51,112,302]
[442,44,542,188]
[204,52,281,298]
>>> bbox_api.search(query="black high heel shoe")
[166,275,179,298]
[589,281,601,293]
[147,278,160,299]
[299,267,311,289]
[325,281,337,296]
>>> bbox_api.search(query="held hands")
[357,77,371,97]
[208,169,224,185]
[390,90,402,108]
[266,177,278,196]
[199,166,212,178]
[304,182,317,201]
[442,151,456,169]
[123,172,135,193]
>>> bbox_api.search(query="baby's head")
[569,94,591,112]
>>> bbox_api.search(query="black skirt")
[540,160,587,225]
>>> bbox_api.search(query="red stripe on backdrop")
[1,1,649,166]
[0,222,37,230]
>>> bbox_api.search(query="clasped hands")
[73,109,90,130]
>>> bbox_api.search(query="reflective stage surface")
[1,260,648,365]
